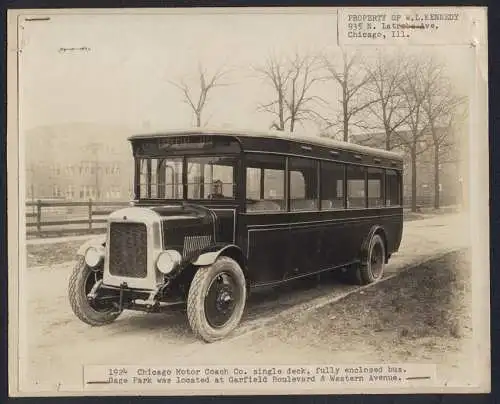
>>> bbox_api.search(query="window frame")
[134,155,238,201]
[319,160,346,211]
[346,164,367,210]
[367,166,386,208]
[385,168,402,207]
[244,153,287,213]
[288,156,320,212]
[185,155,237,200]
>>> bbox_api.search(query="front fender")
[192,244,244,267]
[76,235,107,256]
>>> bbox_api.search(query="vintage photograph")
[7,6,489,396]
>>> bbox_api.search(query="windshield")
[137,156,236,200]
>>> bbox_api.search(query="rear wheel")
[356,234,386,285]
[68,256,122,326]
[187,256,246,343]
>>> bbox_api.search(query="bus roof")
[128,127,404,161]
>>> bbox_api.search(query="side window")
[289,158,319,212]
[347,165,366,209]
[246,168,261,200]
[246,155,286,212]
[321,161,345,210]
[186,156,235,200]
[368,167,385,208]
[386,169,401,206]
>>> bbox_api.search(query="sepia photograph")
[7,6,490,396]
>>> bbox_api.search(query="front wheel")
[68,256,122,326]
[187,256,247,343]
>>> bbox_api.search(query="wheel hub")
[216,287,233,311]
[205,272,239,329]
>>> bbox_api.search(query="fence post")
[88,199,93,232]
[36,199,42,235]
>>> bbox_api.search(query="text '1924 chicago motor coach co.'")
[68,128,404,342]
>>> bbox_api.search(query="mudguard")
[191,244,246,268]
[359,225,388,265]
[76,235,107,256]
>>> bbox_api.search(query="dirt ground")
[246,250,473,366]
[17,212,477,393]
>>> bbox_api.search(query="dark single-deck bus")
[68,128,404,342]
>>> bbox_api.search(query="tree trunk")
[343,82,348,142]
[411,144,417,212]
[433,143,440,209]
[385,126,391,150]
[196,114,201,127]
[278,92,285,130]
[343,115,348,142]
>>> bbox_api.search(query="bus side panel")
[287,212,352,276]
[287,209,403,276]
[240,213,292,285]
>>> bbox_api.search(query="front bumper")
[88,281,185,313]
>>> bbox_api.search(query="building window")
[246,154,285,212]
[347,165,366,209]
[320,161,345,210]
[289,157,319,212]
[367,167,384,208]
[52,185,61,197]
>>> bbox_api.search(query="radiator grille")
[183,235,212,257]
[109,222,148,278]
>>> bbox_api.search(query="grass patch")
[272,249,472,362]
[27,240,84,267]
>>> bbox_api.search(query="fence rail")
[25,199,130,238]
[25,196,457,238]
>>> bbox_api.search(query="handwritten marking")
[25,17,51,22]
[58,47,91,53]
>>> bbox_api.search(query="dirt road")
[18,212,469,393]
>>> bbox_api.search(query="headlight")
[156,250,182,274]
[85,246,103,268]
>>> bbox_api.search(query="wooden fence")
[25,200,129,238]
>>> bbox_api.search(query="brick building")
[25,123,135,202]
[350,126,466,207]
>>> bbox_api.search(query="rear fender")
[76,235,107,257]
[360,225,388,264]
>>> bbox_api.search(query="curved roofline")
[128,127,404,161]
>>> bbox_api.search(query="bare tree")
[394,55,443,212]
[255,52,325,132]
[170,63,229,127]
[422,73,467,209]
[364,50,415,150]
[322,50,377,142]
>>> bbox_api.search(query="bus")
[68,128,404,342]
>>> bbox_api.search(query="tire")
[68,256,122,326]
[356,234,386,285]
[187,256,247,343]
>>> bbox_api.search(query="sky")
[18,9,474,136]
